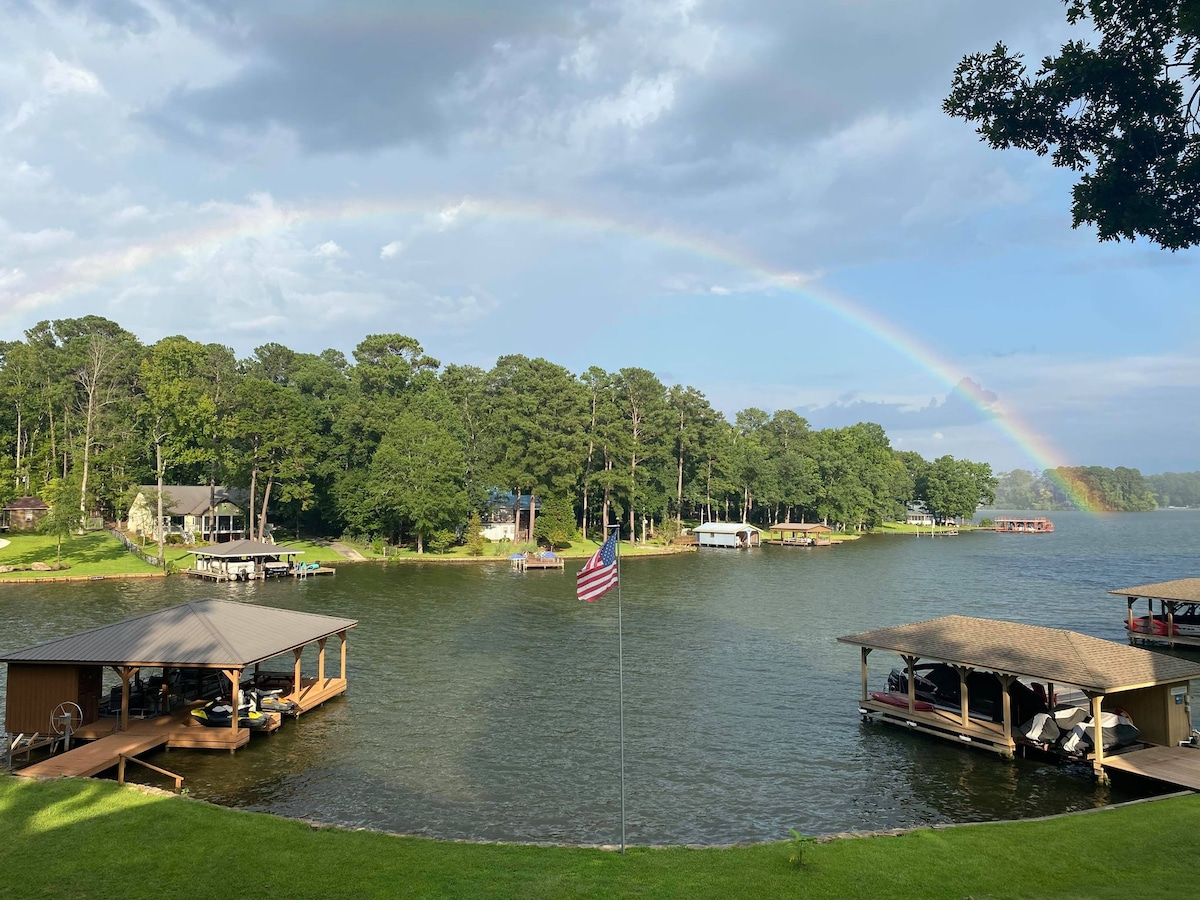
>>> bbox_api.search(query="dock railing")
[117,753,184,793]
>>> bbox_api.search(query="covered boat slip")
[1111,578,1200,649]
[3,599,357,779]
[838,615,1200,783]
[185,538,334,581]
[765,522,832,546]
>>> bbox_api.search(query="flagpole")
[611,521,626,854]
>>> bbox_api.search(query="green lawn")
[0,531,163,579]
[0,777,1195,899]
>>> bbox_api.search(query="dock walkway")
[1102,745,1200,790]
[17,727,168,778]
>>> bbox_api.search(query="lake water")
[2,510,1198,845]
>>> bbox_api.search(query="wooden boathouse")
[765,522,832,546]
[1111,578,1200,649]
[3,599,356,780]
[692,522,762,549]
[839,615,1200,784]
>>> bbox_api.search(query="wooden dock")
[286,677,348,715]
[512,555,565,571]
[12,702,283,778]
[1102,745,1200,790]
[860,699,1011,754]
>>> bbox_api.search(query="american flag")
[576,531,619,602]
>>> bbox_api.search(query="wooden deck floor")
[860,699,1012,752]
[1102,745,1200,790]
[17,728,169,778]
[286,677,348,715]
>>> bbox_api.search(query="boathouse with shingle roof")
[839,615,1200,779]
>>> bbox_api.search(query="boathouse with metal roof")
[839,615,1200,782]
[3,599,357,763]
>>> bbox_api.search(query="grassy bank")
[1,777,1195,899]
[337,536,691,561]
[0,531,163,580]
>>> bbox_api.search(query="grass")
[1,777,1197,899]
[0,531,163,579]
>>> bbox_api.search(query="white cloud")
[311,240,347,259]
[380,240,404,259]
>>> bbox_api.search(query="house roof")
[1,599,356,668]
[2,496,48,511]
[770,523,831,533]
[136,485,248,516]
[837,614,1200,694]
[693,522,761,534]
[486,489,538,511]
[188,539,302,559]
[1108,578,1200,604]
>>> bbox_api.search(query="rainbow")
[0,193,1095,510]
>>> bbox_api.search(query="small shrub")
[465,511,485,557]
[428,530,455,554]
[787,829,815,868]
[164,534,183,546]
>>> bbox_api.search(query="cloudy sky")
[2,0,1197,474]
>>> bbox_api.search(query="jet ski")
[190,696,271,729]
[249,688,298,715]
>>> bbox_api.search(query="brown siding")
[4,664,85,734]
[1108,683,1192,747]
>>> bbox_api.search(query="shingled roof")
[136,485,248,516]
[1,600,356,668]
[1109,579,1200,604]
[838,615,1200,694]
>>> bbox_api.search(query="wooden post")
[1126,597,1135,637]
[1167,601,1177,648]
[904,655,918,713]
[223,669,242,741]
[1091,693,1108,781]
[118,754,126,785]
[318,638,327,683]
[860,647,871,702]
[115,666,139,732]
[998,674,1014,755]
[953,665,971,728]
[293,648,304,697]
[339,631,347,680]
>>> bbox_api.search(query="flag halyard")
[576,531,619,602]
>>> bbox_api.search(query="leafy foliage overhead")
[944,0,1200,249]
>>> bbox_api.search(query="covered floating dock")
[839,615,1200,783]
[765,522,832,546]
[1111,578,1200,649]
[3,599,356,780]
[185,538,335,581]
[994,517,1054,533]
[692,522,762,549]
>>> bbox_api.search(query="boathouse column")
[293,647,304,697]
[339,631,347,680]
[903,655,919,713]
[953,665,971,728]
[1126,597,1135,637]
[1167,602,1177,648]
[860,648,871,702]
[318,638,327,683]
[114,666,139,732]
[1090,693,1108,782]
[222,668,242,743]
[997,674,1014,755]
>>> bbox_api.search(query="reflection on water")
[1,510,1195,844]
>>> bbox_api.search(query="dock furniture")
[512,552,565,571]
[691,522,762,549]
[1111,578,1200,649]
[765,523,832,546]
[3,599,357,780]
[839,615,1200,783]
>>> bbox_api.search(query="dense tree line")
[992,467,1159,511]
[0,318,998,552]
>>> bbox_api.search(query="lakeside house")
[480,490,539,542]
[1,496,50,532]
[905,505,935,527]
[127,485,249,544]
